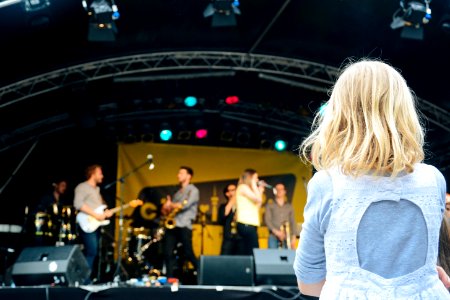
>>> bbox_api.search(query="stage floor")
[0,284,310,300]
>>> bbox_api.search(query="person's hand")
[290,237,297,250]
[94,212,105,221]
[437,266,450,288]
[273,229,285,241]
[104,209,113,218]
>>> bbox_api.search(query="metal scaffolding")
[0,51,448,150]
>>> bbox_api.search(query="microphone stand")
[103,157,153,283]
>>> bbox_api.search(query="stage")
[0,284,315,300]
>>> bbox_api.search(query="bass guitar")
[76,199,143,233]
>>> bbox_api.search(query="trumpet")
[279,221,292,249]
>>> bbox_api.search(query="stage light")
[274,139,287,151]
[203,0,241,27]
[160,129,172,141]
[184,96,198,107]
[225,96,239,105]
[23,0,50,12]
[193,120,208,139]
[195,129,208,139]
[390,0,431,40]
[159,123,173,141]
[83,0,120,42]
[236,127,250,145]
[176,121,192,141]
[259,131,272,149]
[220,123,234,142]
[141,123,154,142]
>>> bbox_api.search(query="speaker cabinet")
[253,249,297,286]
[199,255,254,286]
[12,245,90,286]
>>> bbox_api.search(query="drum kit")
[32,199,166,278]
[33,204,78,246]
[121,201,165,277]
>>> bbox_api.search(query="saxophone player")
[162,166,199,278]
[264,183,297,249]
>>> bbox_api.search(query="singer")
[235,168,264,255]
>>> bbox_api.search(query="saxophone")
[139,198,188,256]
[164,199,188,229]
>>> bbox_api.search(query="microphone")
[257,180,273,189]
[147,154,155,170]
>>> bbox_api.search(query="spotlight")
[259,131,272,150]
[236,127,250,145]
[390,0,431,40]
[203,0,241,27]
[176,121,192,141]
[23,0,50,12]
[159,123,173,142]
[195,129,208,139]
[184,96,198,107]
[439,13,450,34]
[220,122,234,142]
[83,0,120,42]
[141,123,154,142]
[274,139,287,152]
[225,96,239,105]
[194,120,208,139]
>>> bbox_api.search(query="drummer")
[32,178,69,246]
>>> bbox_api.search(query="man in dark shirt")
[218,183,243,255]
[33,178,68,246]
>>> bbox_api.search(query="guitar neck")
[109,204,130,215]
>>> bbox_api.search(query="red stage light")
[225,96,239,105]
[195,129,208,139]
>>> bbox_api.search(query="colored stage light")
[195,129,208,139]
[159,129,173,141]
[225,96,239,105]
[184,96,198,107]
[274,140,287,151]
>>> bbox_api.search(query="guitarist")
[73,164,112,273]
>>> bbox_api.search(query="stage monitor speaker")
[253,249,297,286]
[199,255,254,286]
[11,245,90,286]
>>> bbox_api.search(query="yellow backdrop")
[115,143,311,258]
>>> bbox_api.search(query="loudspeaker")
[12,245,90,286]
[199,255,254,286]
[253,249,297,286]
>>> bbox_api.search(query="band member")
[73,164,112,272]
[33,178,68,246]
[236,168,264,255]
[162,166,199,278]
[264,183,297,249]
[218,183,244,255]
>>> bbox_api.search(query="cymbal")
[140,202,158,221]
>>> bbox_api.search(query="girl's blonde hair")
[238,168,257,186]
[300,59,424,177]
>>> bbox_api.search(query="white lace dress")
[295,164,450,299]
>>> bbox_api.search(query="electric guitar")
[76,199,143,233]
